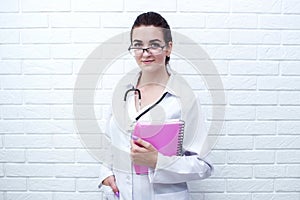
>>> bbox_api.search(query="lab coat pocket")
[154,190,189,200]
[100,185,119,200]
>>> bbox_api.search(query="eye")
[132,43,143,48]
[150,43,161,48]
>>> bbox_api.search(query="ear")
[166,41,173,56]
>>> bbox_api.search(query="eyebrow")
[132,39,163,43]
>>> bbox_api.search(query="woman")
[99,12,213,200]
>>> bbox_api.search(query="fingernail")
[132,135,139,140]
[115,191,120,198]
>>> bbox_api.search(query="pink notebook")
[132,120,185,175]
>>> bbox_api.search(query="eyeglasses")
[128,44,165,56]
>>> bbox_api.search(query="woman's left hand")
[130,138,158,169]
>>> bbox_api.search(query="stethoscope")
[123,86,168,122]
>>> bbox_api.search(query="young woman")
[99,12,213,200]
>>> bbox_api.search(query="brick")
[275,179,300,192]
[0,14,48,28]
[226,121,276,135]
[0,61,22,74]
[53,135,83,148]
[257,106,300,120]
[258,77,300,90]
[227,179,273,192]
[54,164,100,177]
[277,150,300,163]
[231,30,280,44]
[230,61,279,75]
[101,13,137,28]
[205,193,251,200]
[0,164,3,176]
[255,136,300,149]
[50,13,100,28]
[23,60,72,75]
[0,150,25,162]
[76,178,100,191]
[1,105,50,119]
[231,0,281,13]
[21,29,71,44]
[22,0,70,12]
[0,29,19,43]
[0,178,26,191]
[0,0,19,12]
[164,14,205,28]
[6,164,55,177]
[282,31,300,45]
[176,29,229,44]
[212,165,252,178]
[27,150,75,163]
[23,120,74,134]
[0,90,23,105]
[214,106,255,120]
[7,192,52,200]
[278,122,300,135]
[254,165,287,178]
[280,61,300,75]
[253,193,300,200]
[213,136,253,150]
[73,59,125,75]
[51,105,102,120]
[75,149,99,163]
[207,14,257,29]
[228,91,277,105]
[286,165,300,177]
[0,120,24,134]
[205,45,257,59]
[283,0,300,14]
[228,151,275,164]
[72,28,123,44]
[28,178,75,191]
[24,90,73,105]
[178,0,230,12]
[188,179,225,192]
[2,75,52,89]
[50,44,96,59]
[0,45,50,59]
[53,192,101,200]
[259,15,300,29]
[258,46,300,60]
[125,0,176,12]
[5,135,52,148]
[72,0,123,11]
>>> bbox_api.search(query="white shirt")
[99,69,213,200]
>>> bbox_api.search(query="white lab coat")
[98,70,213,200]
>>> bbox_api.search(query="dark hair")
[130,12,172,65]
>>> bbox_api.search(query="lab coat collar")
[126,68,180,97]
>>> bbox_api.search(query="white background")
[0,0,300,199]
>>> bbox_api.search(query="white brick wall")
[0,0,300,199]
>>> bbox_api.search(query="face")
[131,25,172,73]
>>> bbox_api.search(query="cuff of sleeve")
[98,170,114,189]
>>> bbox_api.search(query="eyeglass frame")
[128,44,166,56]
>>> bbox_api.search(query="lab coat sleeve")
[98,108,114,189]
[149,153,213,184]
[149,93,213,184]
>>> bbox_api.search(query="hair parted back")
[130,12,172,65]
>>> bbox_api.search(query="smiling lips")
[142,59,154,64]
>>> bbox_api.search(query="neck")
[138,66,170,88]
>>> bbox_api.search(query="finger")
[131,140,148,153]
[109,179,119,194]
[134,138,154,150]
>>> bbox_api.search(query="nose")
[142,48,151,56]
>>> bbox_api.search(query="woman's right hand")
[102,175,119,197]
